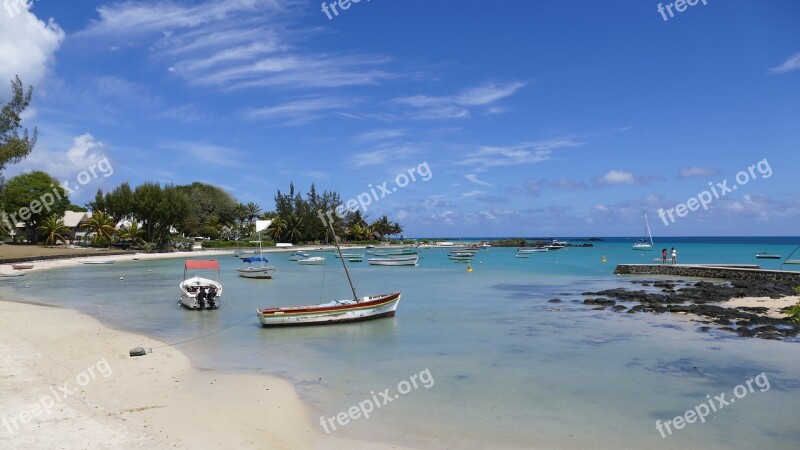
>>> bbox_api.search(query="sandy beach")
[717,295,800,319]
[0,297,417,449]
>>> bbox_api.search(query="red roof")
[184,260,220,270]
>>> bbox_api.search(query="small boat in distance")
[515,253,530,258]
[233,249,256,258]
[11,263,34,270]
[236,221,277,279]
[298,256,326,265]
[289,252,309,261]
[545,240,567,250]
[335,253,364,258]
[368,255,419,266]
[632,212,654,251]
[517,248,548,253]
[180,260,222,310]
[83,260,115,265]
[755,253,781,259]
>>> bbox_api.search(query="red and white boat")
[180,260,222,310]
[256,222,401,326]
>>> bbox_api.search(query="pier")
[614,264,800,282]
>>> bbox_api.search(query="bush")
[142,242,157,253]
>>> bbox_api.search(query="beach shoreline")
[0,296,421,449]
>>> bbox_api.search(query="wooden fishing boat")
[368,255,419,266]
[256,221,401,326]
[83,260,115,265]
[11,263,34,270]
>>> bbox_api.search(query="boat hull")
[257,293,401,327]
[179,276,223,309]
[368,256,418,266]
[298,257,325,265]
[11,264,34,270]
[237,267,276,279]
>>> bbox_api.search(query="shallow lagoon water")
[3,241,800,449]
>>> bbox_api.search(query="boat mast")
[645,212,654,245]
[326,219,359,302]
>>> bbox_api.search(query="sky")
[1,0,798,237]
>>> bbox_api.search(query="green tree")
[118,219,146,246]
[37,215,70,247]
[370,215,393,241]
[86,210,117,247]
[175,182,237,237]
[130,182,190,246]
[3,171,70,240]
[0,76,37,173]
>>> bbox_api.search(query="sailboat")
[256,221,401,326]
[237,220,277,279]
[632,212,654,250]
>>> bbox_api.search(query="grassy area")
[0,244,125,261]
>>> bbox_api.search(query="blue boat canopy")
[243,257,269,263]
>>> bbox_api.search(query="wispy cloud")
[592,170,662,187]
[769,52,800,74]
[244,97,350,124]
[160,140,246,168]
[464,173,494,186]
[524,179,588,196]
[678,166,720,179]
[394,81,524,119]
[354,129,407,142]
[350,144,419,167]
[459,139,583,171]
[74,0,396,91]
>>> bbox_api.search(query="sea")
[2,237,800,449]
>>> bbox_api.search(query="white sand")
[717,295,799,319]
[0,299,417,449]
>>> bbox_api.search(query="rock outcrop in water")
[580,280,800,340]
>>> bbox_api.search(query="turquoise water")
[3,241,800,449]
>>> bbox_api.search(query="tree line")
[0,76,405,249]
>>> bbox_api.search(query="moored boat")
[298,256,326,265]
[256,219,401,326]
[368,255,419,266]
[289,252,309,261]
[632,212,655,250]
[236,221,277,279]
[257,292,400,326]
[83,260,115,265]
[11,263,34,270]
[179,260,222,310]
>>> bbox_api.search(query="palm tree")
[389,221,403,238]
[349,223,371,241]
[267,216,285,241]
[283,214,304,243]
[245,202,262,224]
[86,211,117,247]
[37,215,70,247]
[119,219,146,246]
[233,202,248,239]
[370,215,393,242]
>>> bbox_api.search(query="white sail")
[255,219,272,233]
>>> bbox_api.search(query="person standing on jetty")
[671,247,677,265]
[662,248,668,265]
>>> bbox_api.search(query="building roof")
[62,211,88,228]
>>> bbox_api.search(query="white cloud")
[159,140,246,168]
[245,97,350,124]
[16,133,110,179]
[678,166,720,179]
[461,190,486,198]
[355,129,406,142]
[0,2,64,93]
[74,0,396,91]
[769,52,800,74]
[459,139,583,171]
[350,144,419,167]
[464,173,494,187]
[593,170,662,187]
[394,81,524,120]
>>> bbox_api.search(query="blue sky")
[1,0,799,237]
